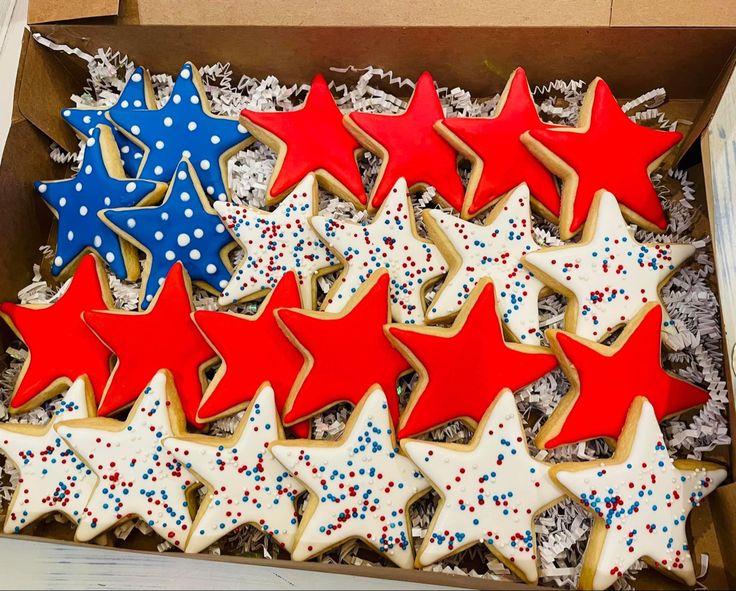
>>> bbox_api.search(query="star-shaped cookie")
[522,190,694,342]
[271,386,429,568]
[345,71,465,212]
[240,74,365,207]
[164,385,305,554]
[35,125,166,281]
[276,270,408,429]
[436,67,560,219]
[109,62,252,201]
[214,173,339,308]
[62,66,155,177]
[101,158,234,309]
[0,377,97,534]
[425,183,545,343]
[193,271,309,437]
[387,279,557,438]
[402,389,563,582]
[521,78,682,239]
[0,254,114,412]
[56,370,197,548]
[537,303,709,449]
[83,262,216,428]
[551,397,725,590]
[312,177,447,325]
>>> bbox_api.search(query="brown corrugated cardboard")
[27,0,119,25]
[611,0,736,27]
[2,5,736,590]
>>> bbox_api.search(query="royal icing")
[193,271,309,437]
[36,125,164,281]
[0,378,96,534]
[522,191,694,342]
[101,159,233,309]
[438,68,560,219]
[109,62,251,201]
[345,71,465,212]
[214,174,338,307]
[270,386,429,568]
[164,385,305,554]
[537,303,709,449]
[276,270,408,428]
[83,262,215,428]
[387,280,557,439]
[425,183,545,343]
[240,74,366,206]
[403,389,562,582]
[62,66,152,177]
[553,398,726,590]
[0,254,113,411]
[522,78,682,238]
[56,371,196,547]
[313,177,447,325]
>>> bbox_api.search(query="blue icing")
[61,66,150,177]
[102,159,233,308]
[35,125,162,279]
[109,62,250,201]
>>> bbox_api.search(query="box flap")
[27,0,119,25]
[127,0,613,27]
[611,0,736,27]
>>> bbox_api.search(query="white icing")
[555,400,726,590]
[522,191,694,341]
[56,371,195,548]
[164,386,304,554]
[426,183,545,343]
[270,387,429,568]
[0,379,96,534]
[312,177,448,325]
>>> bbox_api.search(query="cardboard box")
[2,1,736,588]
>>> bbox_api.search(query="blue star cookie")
[35,125,166,281]
[101,159,235,309]
[109,62,252,201]
[61,66,155,178]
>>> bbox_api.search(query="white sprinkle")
[216,223,225,233]
[121,146,130,154]
[59,197,67,206]
[217,193,227,202]
[190,95,200,105]
[127,218,136,229]
[177,233,191,247]
[210,135,220,144]
[187,121,198,132]
[84,165,92,175]
[37,184,47,193]
[131,125,140,135]
[180,192,190,202]
[154,231,164,241]
[75,182,83,192]
[237,124,247,134]
[79,206,88,216]
[120,100,129,108]
[182,150,191,159]
[206,186,214,195]
[193,228,204,238]
[165,250,176,261]
[177,170,187,181]
[83,115,91,124]
[126,182,136,193]
[155,140,165,150]
[200,159,210,170]
[133,100,142,108]
[94,235,102,247]
[181,67,191,79]
[219,279,228,288]
[164,117,173,127]
[131,72,142,82]
[161,212,169,221]
[172,94,181,105]
[67,230,74,241]
[184,208,193,218]
[54,256,63,267]
[189,249,201,260]
[104,197,111,206]
[62,109,71,117]
[154,166,164,176]
[106,252,115,263]
[206,264,217,274]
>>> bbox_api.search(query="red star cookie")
[0,254,113,413]
[240,74,366,207]
[387,279,557,438]
[84,262,215,428]
[521,78,682,239]
[275,269,408,428]
[345,71,464,213]
[193,271,310,437]
[537,303,709,449]
[436,68,560,219]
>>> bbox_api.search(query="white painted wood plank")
[0,537,460,590]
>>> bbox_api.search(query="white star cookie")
[0,377,97,534]
[522,190,694,342]
[425,183,545,343]
[551,397,726,590]
[213,174,339,308]
[56,370,196,548]
[270,386,429,568]
[402,389,562,581]
[312,177,447,324]
[163,385,305,554]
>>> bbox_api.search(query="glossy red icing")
[389,280,557,438]
[442,68,560,217]
[346,71,465,212]
[276,270,407,427]
[194,271,309,437]
[527,79,682,236]
[241,74,365,204]
[542,304,709,448]
[84,262,214,428]
[0,254,112,409]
